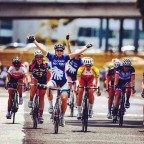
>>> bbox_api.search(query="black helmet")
[54,44,65,50]
[12,56,21,67]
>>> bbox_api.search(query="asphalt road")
[0,86,143,144]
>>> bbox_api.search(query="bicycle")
[29,83,47,129]
[8,82,25,124]
[68,81,76,117]
[113,86,134,127]
[49,87,69,134]
[77,85,100,132]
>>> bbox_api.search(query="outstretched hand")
[66,33,70,40]
[86,43,93,49]
[27,35,35,43]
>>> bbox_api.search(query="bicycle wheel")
[53,104,60,134]
[119,95,125,127]
[11,92,18,124]
[70,91,74,117]
[32,109,38,129]
[12,112,15,124]
[82,97,88,132]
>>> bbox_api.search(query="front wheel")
[12,112,15,124]
[82,98,88,132]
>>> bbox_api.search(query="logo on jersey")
[52,66,63,80]
[68,65,76,74]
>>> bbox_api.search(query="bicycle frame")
[78,85,99,132]
[49,87,69,134]
[30,83,47,128]
[118,86,133,127]
[68,81,76,117]
[8,83,25,124]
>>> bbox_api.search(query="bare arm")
[69,43,92,59]
[66,33,72,54]
[27,35,47,56]
[130,74,135,87]
[114,73,119,86]
[33,40,47,56]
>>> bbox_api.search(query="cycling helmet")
[34,50,43,57]
[112,58,121,68]
[82,57,94,66]
[12,56,21,67]
[54,44,65,50]
[122,58,132,66]
[108,62,114,69]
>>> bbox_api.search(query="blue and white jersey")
[66,58,83,76]
[46,52,70,81]
[116,66,135,81]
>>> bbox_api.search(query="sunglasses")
[56,50,64,52]
[35,56,43,58]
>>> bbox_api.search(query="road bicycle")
[8,83,25,124]
[77,85,100,132]
[68,81,76,117]
[29,83,47,129]
[49,87,69,134]
[113,86,134,126]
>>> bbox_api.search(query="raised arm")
[66,33,72,54]
[27,35,47,56]
[69,43,92,59]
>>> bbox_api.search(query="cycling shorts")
[79,75,95,87]
[50,79,69,93]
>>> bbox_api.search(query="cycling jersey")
[66,58,83,81]
[46,52,70,87]
[29,59,51,84]
[77,65,99,86]
[107,68,115,86]
[7,65,27,83]
[116,66,135,88]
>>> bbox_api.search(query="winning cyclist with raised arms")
[65,33,83,106]
[27,35,92,126]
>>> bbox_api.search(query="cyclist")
[113,57,135,120]
[106,58,121,119]
[141,72,144,98]
[66,33,83,105]
[28,50,51,123]
[5,56,28,119]
[76,57,101,119]
[27,35,92,126]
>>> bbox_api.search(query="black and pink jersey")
[29,60,51,83]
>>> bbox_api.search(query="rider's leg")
[28,78,37,108]
[88,89,94,118]
[125,83,131,108]
[76,87,84,119]
[113,90,121,118]
[39,89,46,117]
[47,81,54,114]
[107,87,115,118]
[17,79,23,105]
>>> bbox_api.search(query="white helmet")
[82,57,94,66]
[112,58,121,68]
[34,50,43,57]
[122,58,132,66]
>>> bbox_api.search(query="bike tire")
[33,114,38,129]
[53,104,60,134]
[12,112,15,124]
[82,98,88,132]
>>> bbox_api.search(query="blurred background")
[0,0,144,88]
